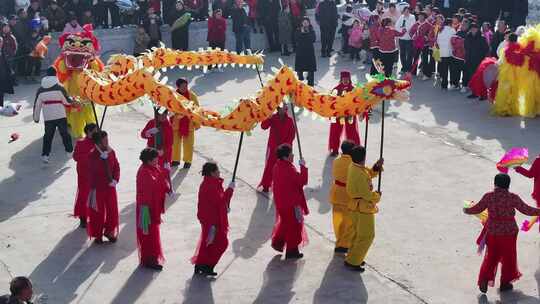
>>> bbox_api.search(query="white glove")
[164,162,171,171]
[206,225,216,246]
[145,127,159,137]
[299,159,306,167]
[109,179,118,187]
[100,151,109,160]
[228,181,235,189]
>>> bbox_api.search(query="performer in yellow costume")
[172,78,200,168]
[54,24,104,138]
[345,145,383,272]
[329,140,355,253]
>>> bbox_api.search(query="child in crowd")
[450,21,467,92]
[348,19,363,64]
[133,24,150,56]
[28,31,50,81]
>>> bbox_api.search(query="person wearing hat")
[172,78,200,169]
[328,71,360,156]
[464,22,489,98]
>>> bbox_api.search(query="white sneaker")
[41,155,49,163]
[421,75,429,81]
[460,87,468,94]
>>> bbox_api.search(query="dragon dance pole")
[377,100,386,192]
[230,64,265,182]
[99,106,108,129]
[289,102,303,160]
[363,110,369,151]
[90,101,112,182]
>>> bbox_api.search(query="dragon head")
[58,24,100,70]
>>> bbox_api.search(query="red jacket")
[261,112,295,151]
[409,21,432,48]
[141,118,173,164]
[197,176,233,230]
[73,137,95,184]
[89,148,120,190]
[136,164,168,224]
[516,156,540,202]
[368,24,381,49]
[378,27,405,53]
[451,31,466,61]
[207,16,227,44]
[272,159,309,215]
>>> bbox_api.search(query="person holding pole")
[136,148,169,271]
[344,145,383,272]
[328,71,361,156]
[270,143,309,259]
[258,105,295,193]
[192,161,235,276]
[72,123,98,228]
[329,140,355,254]
[141,109,173,171]
[87,130,120,244]
[172,78,201,169]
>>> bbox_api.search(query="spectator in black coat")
[511,0,528,29]
[316,0,337,58]
[168,1,191,51]
[27,0,42,20]
[464,23,488,96]
[231,0,251,53]
[64,0,90,20]
[258,0,281,52]
[0,37,15,107]
[490,19,506,57]
[10,11,31,78]
[213,0,233,18]
[143,7,162,48]
[295,17,316,86]
[45,0,66,32]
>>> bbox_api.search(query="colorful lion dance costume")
[54,24,104,138]
[470,25,540,118]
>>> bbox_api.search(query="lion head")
[58,24,100,70]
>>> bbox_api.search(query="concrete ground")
[1,51,540,304]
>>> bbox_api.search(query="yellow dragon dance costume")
[54,24,104,138]
[493,25,540,118]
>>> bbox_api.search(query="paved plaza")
[1,53,540,303]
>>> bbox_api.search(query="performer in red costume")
[328,71,361,156]
[192,161,235,276]
[464,174,540,293]
[271,143,309,259]
[73,123,98,228]
[258,106,295,193]
[515,154,540,207]
[87,130,120,244]
[140,109,173,170]
[136,148,169,270]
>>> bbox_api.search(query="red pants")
[259,147,278,189]
[191,223,228,266]
[271,209,308,253]
[478,234,521,287]
[73,180,90,219]
[87,188,119,239]
[328,119,360,153]
[137,224,164,265]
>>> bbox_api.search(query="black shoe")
[195,265,217,276]
[479,96,487,101]
[171,161,180,167]
[467,94,478,99]
[344,261,365,272]
[499,283,513,292]
[104,234,117,243]
[285,251,304,259]
[94,237,104,245]
[145,263,163,271]
[183,162,191,169]
[479,281,488,293]
[79,218,87,228]
[194,265,204,275]
[329,151,338,157]
[334,247,348,253]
